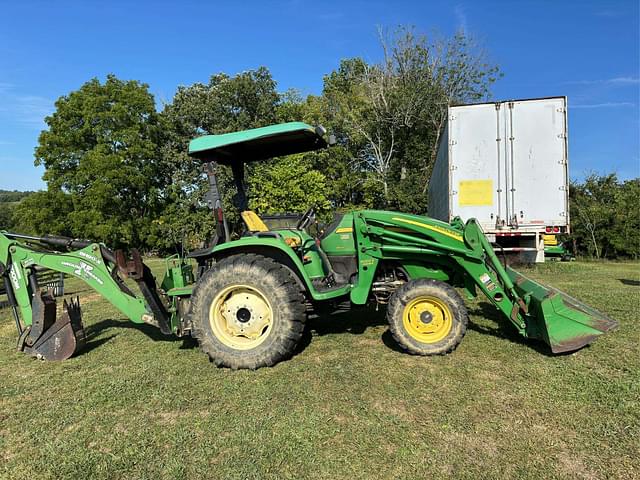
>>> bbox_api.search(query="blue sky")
[0,0,638,191]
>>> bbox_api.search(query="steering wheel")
[296,207,316,231]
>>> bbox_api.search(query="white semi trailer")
[428,96,570,263]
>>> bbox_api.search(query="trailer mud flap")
[19,293,86,361]
[506,267,617,353]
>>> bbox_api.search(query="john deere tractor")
[0,122,616,368]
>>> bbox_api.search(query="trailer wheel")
[190,254,306,369]
[387,279,468,355]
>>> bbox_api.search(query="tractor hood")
[188,122,329,164]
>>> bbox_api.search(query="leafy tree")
[323,27,501,212]
[570,174,640,259]
[277,87,367,209]
[0,203,15,230]
[12,189,73,236]
[321,58,372,204]
[276,89,308,123]
[29,75,165,248]
[0,190,35,231]
[248,155,331,217]
[163,67,279,137]
[611,178,640,258]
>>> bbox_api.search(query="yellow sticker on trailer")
[458,179,493,206]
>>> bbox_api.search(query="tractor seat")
[241,211,300,245]
[241,211,269,233]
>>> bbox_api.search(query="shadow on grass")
[76,301,576,359]
[61,288,93,297]
[291,304,388,355]
[80,308,387,361]
[307,304,387,335]
[76,318,197,357]
[380,330,406,353]
[305,301,562,356]
[299,304,406,354]
[466,302,557,356]
[82,334,119,355]
[619,278,640,286]
[300,301,558,356]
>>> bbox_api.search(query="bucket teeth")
[62,296,86,351]
[21,293,86,361]
[64,297,85,340]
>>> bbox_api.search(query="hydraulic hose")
[3,232,92,251]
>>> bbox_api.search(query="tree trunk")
[383,179,389,205]
[588,226,600,259]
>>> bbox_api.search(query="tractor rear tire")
[387,279,468,355]
[190,254,306,369]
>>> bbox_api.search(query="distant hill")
[0,190,34,203]
[0,190,35,230]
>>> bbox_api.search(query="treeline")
[4,174,638,258]
[0,190,34,233]
[0,190,34,203]
[570,174,639,259]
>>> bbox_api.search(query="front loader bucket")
[19,293,86,361]
[506,267,617,353]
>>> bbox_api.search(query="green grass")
[1,261,638,479]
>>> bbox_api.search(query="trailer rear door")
[449,103,503,230]
[504,98,568,227]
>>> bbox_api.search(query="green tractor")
[0,122,616,368]
[543,234,575,261]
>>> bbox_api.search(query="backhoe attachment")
[1,231,176,362]
[17,292,86,361]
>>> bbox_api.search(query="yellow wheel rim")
[402,296,453,343]
[209,284,273,350]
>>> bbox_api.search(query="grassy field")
[0,260,638,479]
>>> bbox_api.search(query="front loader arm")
[353,212,616,352]
[353,211,529,333]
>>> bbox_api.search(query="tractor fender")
[210,238,316,298]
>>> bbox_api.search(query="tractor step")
[19,292,86,361]
[312,276,350,293]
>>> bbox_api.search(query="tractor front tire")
[190,254,306,369]
[387,279,468,355]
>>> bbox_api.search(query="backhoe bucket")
[506,267,617,353]
[19,293,86,361]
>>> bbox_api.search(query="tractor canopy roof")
[188,122,328,165]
